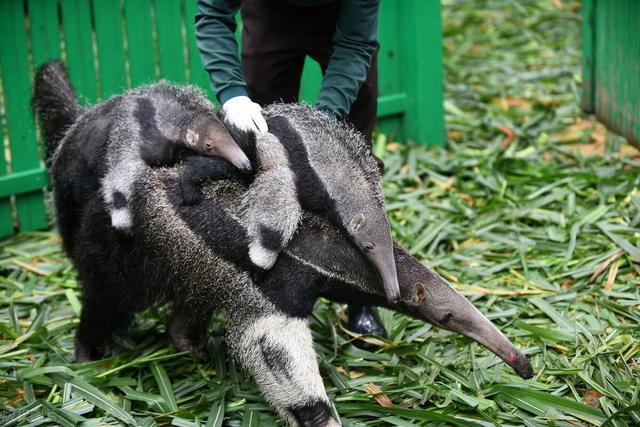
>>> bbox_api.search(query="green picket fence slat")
[0,93,15,237]
[93,0,128,98]
[28,0,62,66]
[124,0,157,87]
[61,0,98,104]
[154,0,187,82]
[184,0,216,101]
[0,0,49,235]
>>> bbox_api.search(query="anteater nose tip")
[509,352,534,379]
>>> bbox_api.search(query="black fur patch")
[266,116,342,228]
[168,169,327,318]
[134,97,158,139]
[134,97,199,167]
[180,156,244,205]
[259,224,284,252]
[288,400,334,427]
[258,335,292,382]
[112,191,127,209]
[253,253,324,318]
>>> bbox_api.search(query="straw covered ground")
[1,0,639,425]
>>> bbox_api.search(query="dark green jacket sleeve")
[316,0,379,118]
[195,0,248,104]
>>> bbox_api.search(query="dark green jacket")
[195,0,379,118]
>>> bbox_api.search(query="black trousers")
[240,0,378,146]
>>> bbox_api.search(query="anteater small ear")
[350,213,366,232]
[186,129,199,146]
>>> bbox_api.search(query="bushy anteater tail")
[32,60,81,164]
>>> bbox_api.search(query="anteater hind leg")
[75,285,137,362]
[226,313,339,427]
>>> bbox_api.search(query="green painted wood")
[591,0,639,146]
[154,0,187,82]
[0,0,49,233]
[377,0,404,140]
[377,1,402,97]
[299,57,323,105]
[0,70,15,237]
[28,0,62,66]
[378,93,407,118]
[93,0,128,98]
[184,0,216,101]
[581,0,595,113]
[0,169,50,199]
[397,0,445,146]
[124,0,157,86]
[61,0,98,103]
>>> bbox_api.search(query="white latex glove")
[222,96,268,133]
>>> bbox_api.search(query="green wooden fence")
[582,0,639,146]
[0,0,445,238]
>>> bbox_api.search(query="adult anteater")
[33,62,533,427]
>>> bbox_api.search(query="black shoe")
[347,305,387,351]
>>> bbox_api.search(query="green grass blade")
[67,377,136,425]
[151,361,178,412]
[493,385,606,425]
[205,397,225,427]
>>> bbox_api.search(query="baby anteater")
[223,104,401,303]
[102,82,252,233]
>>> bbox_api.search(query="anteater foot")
[347,305,387,351]
[75,335,106,362]
[169,311,207,358]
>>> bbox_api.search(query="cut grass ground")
[1,0,639,426]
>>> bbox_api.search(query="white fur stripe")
[283,250,359,286]
[110,208,132,230]
[249,243,278,269]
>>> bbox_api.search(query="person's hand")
[222,96,268,133]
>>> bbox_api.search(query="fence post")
[398,0,445,146]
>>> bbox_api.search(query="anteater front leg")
[226,313,340,427]
[180,156,240,205]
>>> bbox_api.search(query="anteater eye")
[205,142,212,149]
[364,242,375,251]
